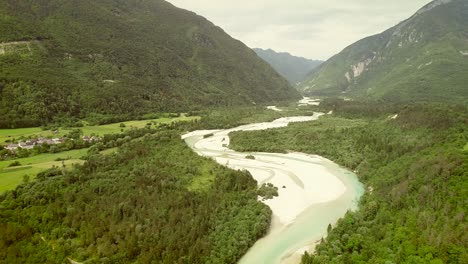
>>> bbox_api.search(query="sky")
[167,0,432,60]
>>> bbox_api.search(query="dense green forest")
[0,0,299,128]
[0,129,272,263]
[229,100,468,263]
[188,106,314,130]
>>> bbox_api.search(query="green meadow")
[0,115,199,192]
[0,127,51,144]
[0,148,88,192]
[0,115,198,144]
[80,116,198,136]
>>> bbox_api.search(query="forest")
[229,99,468,263]
[0,0,299,129]
[0,129,272,263]
[1,97,466,263]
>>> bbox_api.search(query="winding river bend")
[183,111,364,264]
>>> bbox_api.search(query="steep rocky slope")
[299,0,468,103]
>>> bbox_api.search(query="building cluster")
[82,136,100,143]
[3,136,100,151]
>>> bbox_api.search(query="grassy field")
[0,115,199,192]
[80,116,198,136]
[0,115,199,144]
[0,148,88,192]
[0,127,53,144]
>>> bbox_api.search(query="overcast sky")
[167,0,432,60]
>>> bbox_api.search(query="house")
[26,139,35,145]
[3,136,68,151]
[18,142,34,150]
[38,138,55,145]
[52,138,66,144]
[5,144,19,151]
[82,136,100,143]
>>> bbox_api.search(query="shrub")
[8,161,22,167]
[203,133,214,138]
[245,155,256,160]
[257,183,279,200]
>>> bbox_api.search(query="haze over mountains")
[299,0,468,103]
[0,0,299,128]
[253,48,322,84]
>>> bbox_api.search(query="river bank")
[183,112,364,264]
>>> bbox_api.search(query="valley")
[253,49,322,85]
[183,109,364,264]
[1,0,467,263]
[230,100,468,263]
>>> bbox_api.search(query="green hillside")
[253,48,322,84]
[299,0,468,103]
[0,0,299,128]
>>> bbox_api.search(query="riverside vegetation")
[229,99,468,263]
[0,106,316,263]
[0,106,301,193]
[0,129,272,263]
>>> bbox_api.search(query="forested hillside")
[0,129,271,263]
[0,0,299,128]
[230,100,468,263]
[299,0,468,103]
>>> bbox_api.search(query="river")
[182,108,364,264]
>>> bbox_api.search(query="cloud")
[167,0,432,60]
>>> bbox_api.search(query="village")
[3,135,100,151]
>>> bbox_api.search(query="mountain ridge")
[253,48,322,84]
[0,0,300,128]
[299,0,468,103]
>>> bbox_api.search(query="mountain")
[299,0,468,103]
[253,48,322,84]
[0,0,300,128]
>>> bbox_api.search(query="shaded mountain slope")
[0,0,299,127]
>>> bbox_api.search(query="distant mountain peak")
[253,48,323,84]
[416,0,453,15]
[298,0,468,103]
